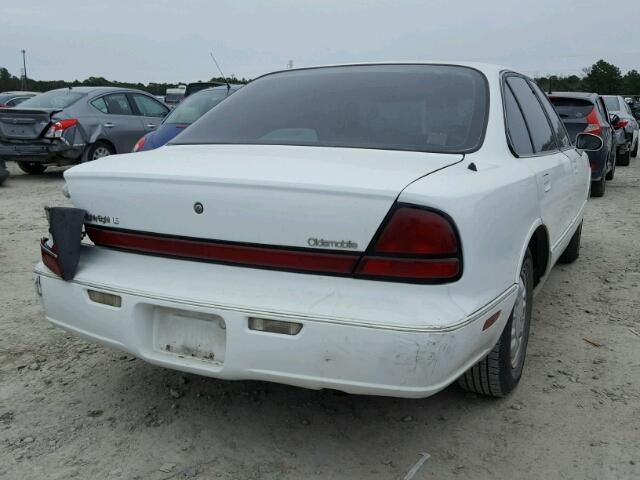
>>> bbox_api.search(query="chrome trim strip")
[34,266,517,333]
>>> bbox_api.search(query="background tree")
[582,60,622,94]
[622,69,640,94]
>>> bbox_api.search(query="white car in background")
[36,63,599,398]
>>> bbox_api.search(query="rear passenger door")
[129,93,169,134]
[503,74,574,250]
[530,81,589,220]
[90,93,146,153]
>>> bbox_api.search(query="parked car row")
[0,82,241,184]
[547,91,639,197]
[37,62,605,400]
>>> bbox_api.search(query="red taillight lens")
[374,208,457,255]
[45,118,78,138]
[615,119,629,130]
[132,136,146,152]
[355,206,461,282]
[584,108,602,137]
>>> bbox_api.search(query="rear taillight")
[132,136,146,152]
[45,119,78,139]
[584,108,601,136]
[355,205,462,283]
[614,119,629,130]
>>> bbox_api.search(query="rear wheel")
[558,222,582,264]
[458,250,533,397]
[590,175,606,197]
[82,141,114,162]
[17,161,47,175]
[632,138,638,158]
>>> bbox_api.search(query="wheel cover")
[510,273,528,368]
[92,146,111,160]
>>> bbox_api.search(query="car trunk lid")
[0,108,60,140]
[65,144,462,252]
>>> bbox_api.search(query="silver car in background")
[602,94,639,165]
[0,86,169,175]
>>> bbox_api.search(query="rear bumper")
[35,246,517,398]
[0,141,83,162]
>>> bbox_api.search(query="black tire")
[590,175,606,197]
[17,161,47,175]
[458,250,533,397]
[558,222,582,264]
[632,139,638,158]
[82,141,115,163]
[617,147,630,166]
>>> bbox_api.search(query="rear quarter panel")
[399,156,539,316]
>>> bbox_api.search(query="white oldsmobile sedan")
[36,63,600,399]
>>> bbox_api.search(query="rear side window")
[504,84,533,156]
[90,97,108,114]
[103,93,133,115]
[132,94,169,117]
[507,77,556,153]
[604,96,620,111]
[531,83,571,149]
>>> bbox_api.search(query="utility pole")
[21,49,27,91]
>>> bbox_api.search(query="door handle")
[543,173,551,192]
[103,122,115,128]
[145,124,156,129]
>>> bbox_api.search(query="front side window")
[173,65,489,153]
[132,94,169,117]
[507,76,556,153]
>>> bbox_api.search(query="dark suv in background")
[548,92,616,197]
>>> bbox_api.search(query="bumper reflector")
[482,311,501,331]
[248,317,302,335]
[87,289,122,308]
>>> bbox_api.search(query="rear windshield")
[549,97,594,119]
[172,65,489,153]
[18,90,84,109]
[604,96,620,111]
[165,89,232,124]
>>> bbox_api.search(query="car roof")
[0,91,39,95]
[547,91,599,101]
[48,86,149,95]
[259,61,513,80]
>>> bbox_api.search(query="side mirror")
[609,114,620,126]
[575,133,603,152]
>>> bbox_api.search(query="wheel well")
[94,138,117,154]
[527,226,550,287]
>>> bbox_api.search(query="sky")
[1,0,639,84]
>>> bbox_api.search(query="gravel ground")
[1,158,639,480]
